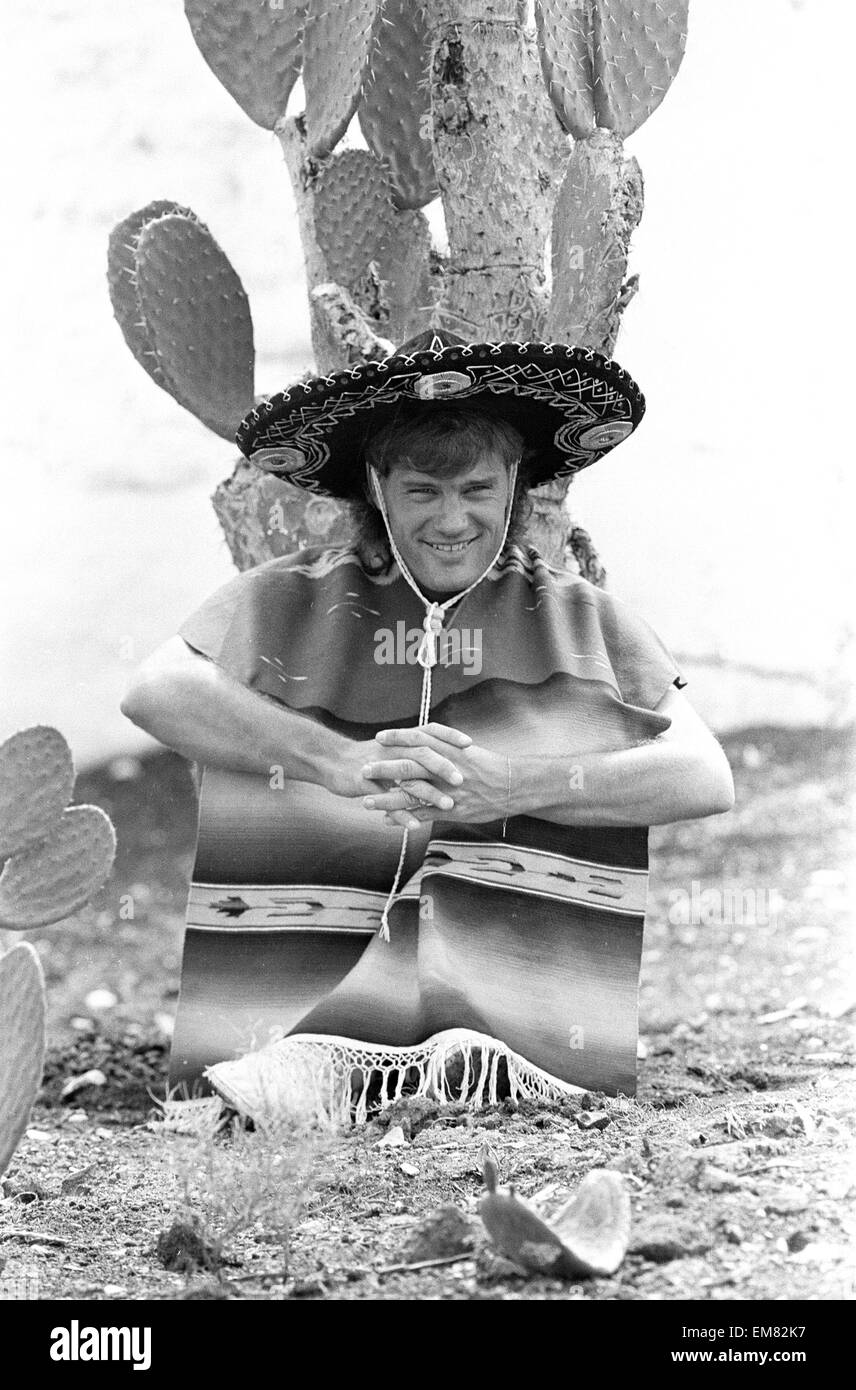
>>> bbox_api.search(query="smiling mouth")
[422,537,479,553]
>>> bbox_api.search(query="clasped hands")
[353,721,510,830]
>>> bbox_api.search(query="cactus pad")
[592,1,688,136]
[358,0,438,210]
[535,0,688,139]
[313,150,397,287]
[0,943,46,1179]
[134,212,255,441]
[534,0,597,141]
[184,0,305,130]
[302,0,381,158]
[0,806,116,931]
[480,1164,630,1278]
[107,200,198,397]
[0,726,74,861]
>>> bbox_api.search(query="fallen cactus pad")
[0,805,116,931]
[0,726,74,861]
[184,0,305,130]
[0,943,46,1179]
[479,1160,630,1278]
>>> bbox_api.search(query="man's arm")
[367,687,735,828]
[120,636,350,784]
[509,686,735,826]
[120,637,469,808]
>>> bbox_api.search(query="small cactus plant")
[0,726,116,1179]
[108,1,690,577]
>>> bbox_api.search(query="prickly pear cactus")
[0,726,74,861]
[108,200,202,402]
[108,206,254,443]
[591,0,688,137]
[184,0,305,130]
[0,943,46,1180]
[312,150,434,343]
[0,727,116,931]
[359,0,438,210]
[0,726,116,1181]
[302,0,381,158]
[535,0,688,139]
[110,0,692,575]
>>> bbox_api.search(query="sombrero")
[236,330,644,500]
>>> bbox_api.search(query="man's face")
[378,449,514,595]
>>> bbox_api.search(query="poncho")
[168,542,684,1117]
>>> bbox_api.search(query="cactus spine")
[109,0,690,575]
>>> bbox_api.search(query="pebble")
[60,1069,107,1100]
[378,1125,407,1149]
[763,1186,811,1216]
[83,989,118,1012]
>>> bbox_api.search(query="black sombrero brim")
[236,341,645,499]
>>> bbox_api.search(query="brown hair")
[351,406,537,572]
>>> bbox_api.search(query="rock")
[697,1162,747,1193]
[763,1186,811,1216]
[788,1241,849,1265]
[156,1219,221,1274]
[377,1124,407,1149]
[401,1205,478,1263]
[399,1162,419,1178]
[576,1111,611,1131]
[630,1221,712,1264]
[786,1230,813,1253]
[83,988,118,1012]
[60,1069,107,1100]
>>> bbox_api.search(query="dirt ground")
[1,726,853,1302]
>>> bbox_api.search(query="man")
[121,331,733,1107]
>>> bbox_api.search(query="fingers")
[376,723,472,749]
[383,809,429,830]
[361,749,464,786]
[363,780,455,814]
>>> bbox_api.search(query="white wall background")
[1,0,853,766]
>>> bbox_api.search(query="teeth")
[426,539,475,552]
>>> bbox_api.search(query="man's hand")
[330,722,472,818]
[361,726,509,830]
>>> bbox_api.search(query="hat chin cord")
[367,458,519,940]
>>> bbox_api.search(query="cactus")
[0,727,116,932]
[0,726,74,860]
[184,0,305,130]
[359,0,438,210]
[302,0,381,158]
[107,200,200,399]
[0,727,116,1179]
[479,1157,631,1278]
[109,0,692,575]
[0,944,46,1180]
[313,150,434,342]
[535,0,688,140]
[0,805,116,931]
[108,208,255,443]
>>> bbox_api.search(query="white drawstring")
[369,458,519,940]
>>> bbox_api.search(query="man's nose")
[433,493,471,534]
